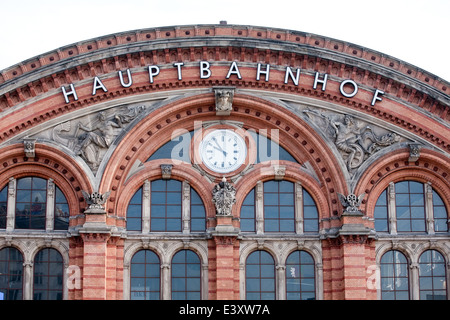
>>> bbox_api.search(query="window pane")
[243,190,254,205]
[286,251,316,300]
[171,250,201,300]
[246,251,275,300]
[54,186,69,230]
[264,193,278,206]
[0,248,23,300]
[130,250,160,300]
[16,177,47,230]
[33,249,63,300]
[279,193,294,206]
[380,250,409,300]
[395,181,409,193]
[151,180,184,232]
[409,181,423,193]
[419,250,447,300]
[0,186,7,229]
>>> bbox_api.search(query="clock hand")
[212,139,228,157]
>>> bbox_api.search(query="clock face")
[199,129,247,173]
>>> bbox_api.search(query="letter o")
[339,79,358,98]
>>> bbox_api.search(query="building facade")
[0,23,449,300]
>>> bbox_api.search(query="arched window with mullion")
[380,250,410,300]
[33,248,64,300]
[245,250,276,300]
[130,249,161,300]
[0,247,23,300]
[171,250,201,300]
[419,250,447,300]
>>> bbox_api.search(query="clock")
[199,129,247,174]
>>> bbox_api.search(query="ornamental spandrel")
[212,177,236,216]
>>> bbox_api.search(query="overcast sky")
[1,0,449,82]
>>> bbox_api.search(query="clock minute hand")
[212,139,228,156]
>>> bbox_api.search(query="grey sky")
[0,0,449,81]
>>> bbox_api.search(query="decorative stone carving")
[51,105,146,172]
[214,87,235,116]
[212,177,236,216]
[23,138,36,158]
[273,165,286,180]
[303,109,402,172]
[160,164,173,180]
[408,143,421,162]
[81,190,111,214]
[337,192,365,215]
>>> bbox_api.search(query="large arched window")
[285,250,316,300]
[126,180,206,233]
[33,248,64,300]
[151,179,182,232]
[130,250,161,300]
[245,250,275,300]
[264,181,295,233]
[16,177,47,229]
[10,177,70,231]
[240,181,319,234]
[374,181,448,233]
[395,181,425,232]
[0,247,23,300]
[419,250,447,300]
[380,250,409,300]
[171,250,201,300]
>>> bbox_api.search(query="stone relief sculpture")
[214,87,235,116]
[212,177,236,216]
[337,192,365,215]
[81,190,111,213]
[51,105,145,172]
[303,108,402,172]
[74,111,121,170]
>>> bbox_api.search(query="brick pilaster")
[322,211,376,300]
[210,215,240,300]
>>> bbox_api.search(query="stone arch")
[103,92,347,221]
[0,143,92,222]
[375,242,413,266]
[356,148,450,218]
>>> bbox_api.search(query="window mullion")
[388,182,397,235]
[142,180,150,233]
[182,180,190,234]
[255,181,264,234]
[424,182,435,235]
[295,182,303,235]
[6,178,16,232]
[46,179,55,231]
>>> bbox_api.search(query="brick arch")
[102,92,347,220]
[356,148,450,218]
[0,143,92,223]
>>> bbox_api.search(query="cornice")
[0,24,448,99]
